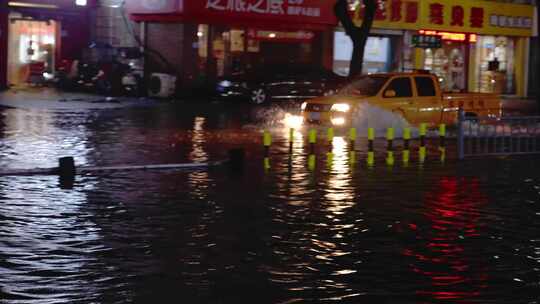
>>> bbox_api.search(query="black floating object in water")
[58,157,76,178]
[57,157,76,189]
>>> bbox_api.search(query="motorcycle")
[116,47,145,97]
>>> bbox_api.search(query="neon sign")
[418,30,476,42]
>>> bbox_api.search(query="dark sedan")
[215,65,346,104]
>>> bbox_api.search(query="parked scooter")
[55,44,146,97]
[54,59,75,91]
[73,60,114,95]
[116,47,145,97]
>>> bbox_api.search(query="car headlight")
[301,102,307,111]
[331,103,350,112]
[218,80,233,87]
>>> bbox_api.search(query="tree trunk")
[334,0,376,79]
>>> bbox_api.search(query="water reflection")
[403,176,489,302]
[189,117,208,163]
[324,137,354,211]
[0,109,90,169]
[0,104,539,303]
[0,176,101,302]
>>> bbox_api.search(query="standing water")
[0,103,539,303]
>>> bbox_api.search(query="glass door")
[7,15,57,87]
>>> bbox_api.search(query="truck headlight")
[301,102,307,111]
[331,103,350,112]
[331,117,346,126]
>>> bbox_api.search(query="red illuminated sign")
[127,0,337,28]
[418,30,475,42]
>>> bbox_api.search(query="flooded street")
[1,102,539,303]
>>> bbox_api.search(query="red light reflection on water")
[402,176,489,302]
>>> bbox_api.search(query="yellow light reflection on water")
[189,117,208,163]
[188,117,209,200]
[325,136,355,214]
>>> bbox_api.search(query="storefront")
[125,0,337,88]
[352,0,534,96]
[0,0,94,88]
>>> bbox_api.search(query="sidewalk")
[0,87,159,110]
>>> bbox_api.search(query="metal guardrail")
[457,109,540,159]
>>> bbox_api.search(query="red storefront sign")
[427,3,486,29]
[127,0,337,30]
[356,0,419,25]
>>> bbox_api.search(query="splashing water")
[244,104,301,131]
[351,103,416,138]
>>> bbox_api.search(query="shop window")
[475,35,515,94]
[385,77,412,98]
[423,43,465,92]
[333,31,391,76]
[415,77,436,96]
[7,16,57,86]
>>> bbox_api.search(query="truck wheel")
[250,88,268,104]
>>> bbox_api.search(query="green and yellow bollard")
[309,129,317,148]
[439,124,446,163]
[289,128,294,153]
[403,128,411,165]
[386,128,395,166]
[327,127,334,143]
[308,154,316,171]
[419,123,427,164]
[349,128,357,166]
[367,127,375,166]
[326,128,334,168]
[263,130,272,170]
[308,129,317,171]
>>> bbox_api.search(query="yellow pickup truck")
[301,71,502,128]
